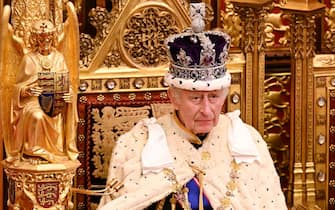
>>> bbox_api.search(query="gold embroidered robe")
[98,113,287,210]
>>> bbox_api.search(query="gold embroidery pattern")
[163,168,192,210]
[201,151,211,161]
[218,160,241,209]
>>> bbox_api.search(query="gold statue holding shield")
[1,2,80,164]
[12,20,78,163]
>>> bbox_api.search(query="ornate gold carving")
[11,0,49,47]
[330,162,335,169]
[92,79,102,90]
[97,94,105,101]
[144,92,152,100]
[316,114,326,125]
[120,78,130,89]
[79,33,95,67]
[204,3,214,27]
[230,2,270,130]
[89,7,112,41]
[282,8,324,204]
[148,77,159,88]
[91,106,151,179]
[231,73,241,85]
[78,118,85,126]
[78,134,85,143]
[128,93,136,101]
[79,95,87,103]
[294,58,303,163]
[160,91,168,99]
[315,153,325,163]
[78,152,85,160]
[245,53,253,124]
[264,75,290,122]
[330,109,335,116]
[3,160,79,209]
[325,4,335,52]
[79,76,168,93]
[329,180,335,188]
[313,54,335,67]
[77,168,85,176]
[264,12,290,47]
[316,77,326,88]
[79,3,125,68]
[239,8,256,53]
[104,50,121,67]
[113,94,121,101]
[258,53,266,132]
[235,6,270,52]
[330,144,335,152]
[220,2,242,47]
[264,74,290,193]
[122,7,179,68]
[330,125,335,134]
[290,14,320,59]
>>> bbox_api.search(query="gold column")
[1,1,4,209]
[281,0,325,207]
[226,0,271,135]
[0,0,3,15]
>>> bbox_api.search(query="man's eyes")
[209,94,219,99]
[190,96,201,101]
[188,94,220,103]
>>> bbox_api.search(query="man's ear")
[167,88,179,110]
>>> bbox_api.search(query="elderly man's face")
[168,88,227,134]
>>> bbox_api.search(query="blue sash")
[186,178,213,210]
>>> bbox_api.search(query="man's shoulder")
[244,123,268,146]
[218,112,268,148]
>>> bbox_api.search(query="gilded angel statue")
[0,2,80,163]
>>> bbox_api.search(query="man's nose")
[199,98,211,114]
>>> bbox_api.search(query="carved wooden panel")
[75,91,170,210]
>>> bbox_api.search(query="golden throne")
[74,1,243,209]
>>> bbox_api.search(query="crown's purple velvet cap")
[167,32,230,67]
